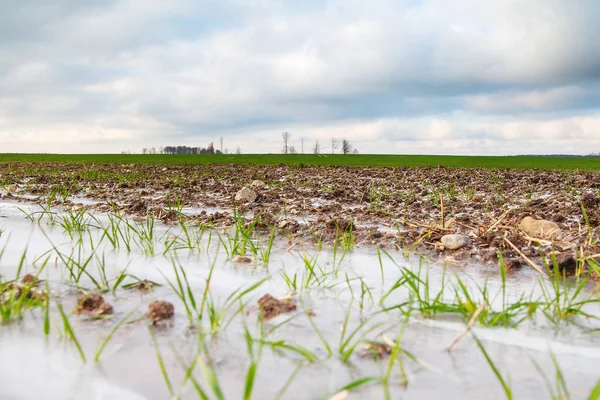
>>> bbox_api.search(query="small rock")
[519,216,561,240]
[146,300,174,323]
[441,234,472,250]
[234,187,257,203]
[232,255,252,263]
[250,180,266,190]
[258,294,296,320]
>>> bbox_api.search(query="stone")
[232,255,252,263]
[441,234,472,250]
[519,216,561,240]
[234,187,257,203]
[250,180,266,190]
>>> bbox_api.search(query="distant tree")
[301,137,304,154]
[150,147,156,154]
[331,138,339,154]
[289,146,297,154]
[282,132,291,154]
[341,139,353,154]
[142,148,148,155]
[313,140,320,154]
[159,146,164,154]
[207,142,215,154]
[236,146,241,154]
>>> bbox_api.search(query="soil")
[1,162,599,276]
[146,300,175,324]
[258,293,297,320]
[74,293,113,316]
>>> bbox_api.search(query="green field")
[0,153,599,170]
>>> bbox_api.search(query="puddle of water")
[0,199,599,399]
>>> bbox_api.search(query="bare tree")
[331,138,339,154]
[313,140,320,154]
[341,139,353,154]
[282,132,291,154]
[142,148,148,155]
[219,137,224,153]
[289,145,297,154]
[207,142,215,154]
[301,137,304,154]
[236,146,241,154]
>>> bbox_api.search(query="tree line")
[282,132,358,154]
[141,137,242,155]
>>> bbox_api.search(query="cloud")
[1,0,600,154]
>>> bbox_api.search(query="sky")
[1,0,600,155]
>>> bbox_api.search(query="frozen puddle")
[1,200,599,399]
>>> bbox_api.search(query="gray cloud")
[1,0,600,154]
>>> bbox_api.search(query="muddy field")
[1,162,600,399]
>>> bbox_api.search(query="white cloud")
[1,0,600,154]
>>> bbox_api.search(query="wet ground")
[1,164,600,399]
[1,162,599,274]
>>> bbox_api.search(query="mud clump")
[2,274,46,303]
[361,340,393,359]
[549,252,578,274]
[581,192,600,209]
[232,255,252,263]
[146,300,175,324]
[19,274,37,285]
[258,294,296,320]
[126,279,155,291]
[74,293,113,316]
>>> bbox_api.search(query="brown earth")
[1,163,599,276]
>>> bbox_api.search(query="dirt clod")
[258,294,296,320]
[74,293,114,315]
[146,300,175,323]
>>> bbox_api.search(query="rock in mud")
[250,180,266,191]
[232,255,252,263]
[519,216,561,240]
[258,294,296,320]
[146,300,174,323]
[74,293,113,316]
[441,234,472,250]
[234,187,257,203]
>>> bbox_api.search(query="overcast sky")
[1,0,600,155]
